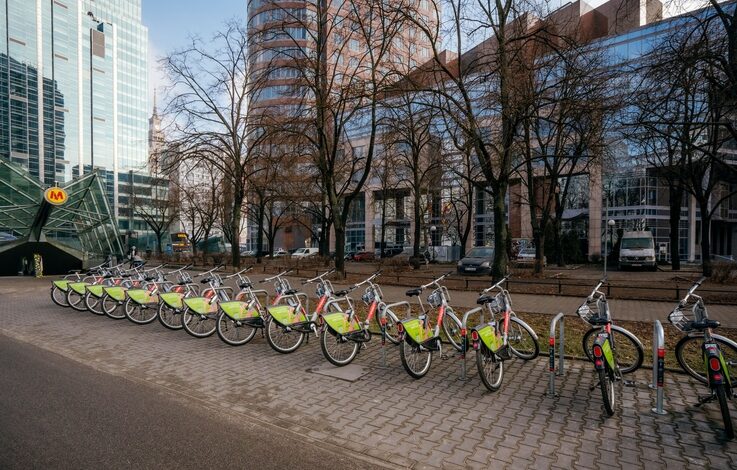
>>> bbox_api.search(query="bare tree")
[160,22,268,268]
[177,161,223,257]
[133,180,180,255]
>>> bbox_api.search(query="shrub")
[711,262,737,284]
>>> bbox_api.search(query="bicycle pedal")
[697,394,715,406]
[440,354,450,360]
[589,381,600,392]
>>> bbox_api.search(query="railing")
[547,312,566,397]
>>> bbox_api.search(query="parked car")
[267,248,287,258]
[516,247,546,266]
[618,231,656,271]
[457,246,495,275]
[240,250,256,257]
[353,251,376,262]
[292,247,319,259]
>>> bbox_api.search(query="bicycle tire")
[264,316,304,353]
[582,326,644,374]
[675,335,737,387]
[102,293,126,320]
[66,288,87,312]
[51,286,69,307]
[599,368,615,417]
[375,310,401,345]
[715,384,735,439]
[216,312,258,346]
[84,292,105,315]
[476,343,504,392]
[182,307,217,338]
[507,317,539,360]
[399,339,432,379]
[320,329,360,366]
[124,298,158,325]
[441,309,463,352]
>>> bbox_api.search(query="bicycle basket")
[316,283,325,297]
[427,289,443,308]
[361,287,375,305]
[668,301,705,332]
[576,298,608,324]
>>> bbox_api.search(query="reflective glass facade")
[0,0,148,222]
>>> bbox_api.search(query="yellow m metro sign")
[44,187,68,205]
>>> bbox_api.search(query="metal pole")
[548,312,565,397]
[652,320,667,415]
[378,316,388,368]
[558,317,565,376]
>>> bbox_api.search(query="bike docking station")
[377,315,389,369]
[547,312,566,397]
[458,306,485,381]
[651,319,668,415]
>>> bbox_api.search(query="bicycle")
[181,266,232,338]
[576,278,644,417]
[395,272,466,379]
[264,268,338,354]
[669,277,736,439]
[50,261,110,308]
[64,263,116,311]
[100,263,158,320]
[215,267,272,346]
[123,265,191,325]
[157,267,201,330]
[469,276,540,392]
[318,271,402,366]
[83,263,129,314]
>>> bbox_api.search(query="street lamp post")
[604,219,616,275]
[430,225,437,262]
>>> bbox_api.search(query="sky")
[142,0,247,113]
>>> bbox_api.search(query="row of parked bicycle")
[49,262,736,438]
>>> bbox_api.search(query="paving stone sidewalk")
[2,277,737,469]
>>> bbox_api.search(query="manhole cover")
[308,363,369,382]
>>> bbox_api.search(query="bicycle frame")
[398,272,454,348]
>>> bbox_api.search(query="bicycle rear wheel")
[66,288,87,312]
[507,317,539,360]
[715,384,735,439]
[85,292,105,315]
[216,312,257,346]
[583,326,643,374]
[476,344,503,392]
[676,335,737,387]
[158,302,183,330]
[102,294,126,320]
[599,368,615,417]
[124,298,158,325]
[320,329,360,366]
[182,308,217,338]
[399,339,432,379]
[265,317,304,353]
[441,309,463,352]
[376,311,401,345]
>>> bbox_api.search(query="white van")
[292,247,319,259]
[618,231,656,271]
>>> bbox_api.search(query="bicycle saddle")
[406,288,422,297]
[239,281,252,289]
[334,289,349,296]
[144,276,155,281]
[283,288,298,295]
[476,295,495,305]
[200,277,212,284]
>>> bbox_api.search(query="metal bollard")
[547,312,565,397]
[378,316,389,368]
[459,327,468,381]
[651,320,667,415]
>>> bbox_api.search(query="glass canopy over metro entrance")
[0,159,122,275]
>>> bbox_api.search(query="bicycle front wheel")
[599,368,615,417]
[265,317,304,353]
[102,294,126,320]
[399,340,432,379]
[476,344,504,392]
[583,326,644,374]
[216,313,257,346]
[676,335,737,387]
[715,384,735,439]
[320,329,360,366]
[124,298,158,325]
[85,292,105,315]
[182,308,217,338]
[442,309,463,352]
[507,317,539,360]
[51,286,69,307]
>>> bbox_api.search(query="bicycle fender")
[86,285,105,298]
[103,286,126,302]
[220,301,260,321]
[159,292,184,310]
[323,311,360,335]
[53,280,70,291]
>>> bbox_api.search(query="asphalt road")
[0,335,382,470]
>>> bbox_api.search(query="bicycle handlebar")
[586,278,608,301]
[261,268,293,283]
[224,266,253,280]
[681,276,707,304]
[353,270,382,288]
[302,268,336,285]
[419,271,453,290]
[482,275,510,294]
[195,264,224,278]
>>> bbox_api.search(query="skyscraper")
[0,0,149,223]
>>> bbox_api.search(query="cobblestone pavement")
[3,277,737,469]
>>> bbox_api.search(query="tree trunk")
[256,202,265,263]
[668,184,682,271]
[491,185,509,279]
[230,196,242,268]
[699,203,712,276]
[533,229,545,275]
[412,189,421,258]
[380,194,387,259]
[156,234,163,255]
[334,218,346,274]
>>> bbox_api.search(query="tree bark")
[412,188,421,259]
[492,183,509,279]
[230,195,243,268]
[699,202,712,276]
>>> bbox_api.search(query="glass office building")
[0,0,149,220]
